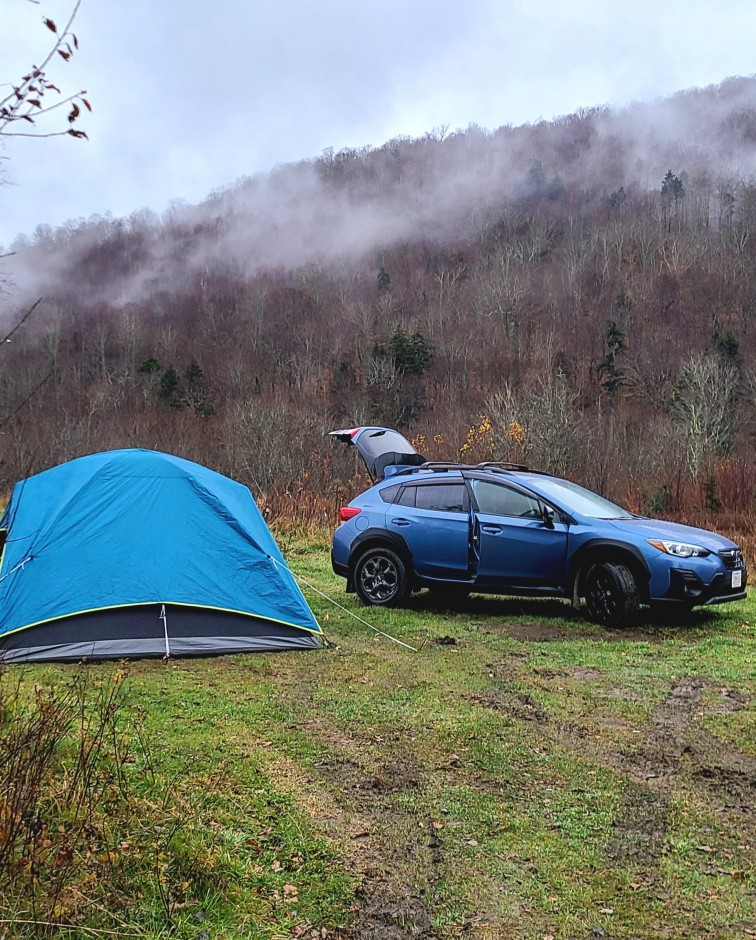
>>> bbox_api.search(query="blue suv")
[330,427,748,627]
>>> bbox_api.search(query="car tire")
[583,562,640,628]
[354,547,409,607]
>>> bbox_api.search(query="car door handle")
[391,517,411,526]
[481,524,503,534]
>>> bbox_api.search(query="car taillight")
[339,506,361,521]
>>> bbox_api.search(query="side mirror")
[542,505,555,529]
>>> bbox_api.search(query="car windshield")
[525,476,635,519]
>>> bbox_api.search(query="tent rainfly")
[0,450,322,662]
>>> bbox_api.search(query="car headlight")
[647,539,710,558]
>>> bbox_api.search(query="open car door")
[329,427,426,480]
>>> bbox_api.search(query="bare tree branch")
[0,299,42,346]
[0,0,90,140]
[0,370,51,429]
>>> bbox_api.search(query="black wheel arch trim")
[348,528,413,572]
[570,539,651,595]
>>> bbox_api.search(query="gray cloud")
[3,0,756,249]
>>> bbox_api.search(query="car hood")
[605,517,738,551]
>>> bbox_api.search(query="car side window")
[471,479,541,518]
[379,484,402,504]
[396,485,417,507]
[414,483,468,513]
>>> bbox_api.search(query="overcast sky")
[1,0,755,248]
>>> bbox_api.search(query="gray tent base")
[0,604,321,663]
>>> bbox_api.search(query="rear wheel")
[354,547,409,607]
[583,562,640,628]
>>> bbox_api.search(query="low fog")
[3,75,756,313]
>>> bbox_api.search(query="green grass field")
[4,540,754,940]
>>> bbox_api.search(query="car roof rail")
[392,461,468,476]
[475,460,529,471]
[390,460,534,477]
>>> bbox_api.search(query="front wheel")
[583,562,640,628]
[354,547,409,607]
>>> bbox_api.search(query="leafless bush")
[0,670,129,926]
[486,369,582,476]
[0,668,197,935]
[672,353,738,476]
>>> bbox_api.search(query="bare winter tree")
[672,353,739,477]
[1,2,91,431]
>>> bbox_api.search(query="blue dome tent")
[0,450,322,662]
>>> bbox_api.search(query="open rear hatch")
[329,427,426,480]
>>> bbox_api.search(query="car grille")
[719,549,744,569]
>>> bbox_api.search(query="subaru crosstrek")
[330,427,747,627]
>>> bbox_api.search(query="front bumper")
[663,565,748,606]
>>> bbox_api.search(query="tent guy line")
[266,554,419,652]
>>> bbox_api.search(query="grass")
[3,538,754,939]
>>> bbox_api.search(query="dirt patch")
[500,621,576,643]
[271,718,442,939]
[649,677,704,750]
[228,705,442,939]
[605,783,670,862]
[474,670,755,829]
[495,619,676,644]
[335,810,442,939]
[353,880,435,940]
[472,690,548,723]
[569,666,603,681]
[611,678,756,818]
[313,754,422,796]
[705,687,750,714]
[350,818,444,939]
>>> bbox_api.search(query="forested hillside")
[1,76,755,543]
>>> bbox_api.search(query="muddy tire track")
[287,720,443,939]
[474,672,755,842]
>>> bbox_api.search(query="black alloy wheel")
[583,561,640,628]
[354,547,409,607]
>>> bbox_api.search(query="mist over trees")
[1,76,755,545]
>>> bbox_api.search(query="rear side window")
[379,484,402,504]
[414,483,468,513]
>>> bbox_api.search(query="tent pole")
[160,604,170,660]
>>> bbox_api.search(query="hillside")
[1,77,755,536]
